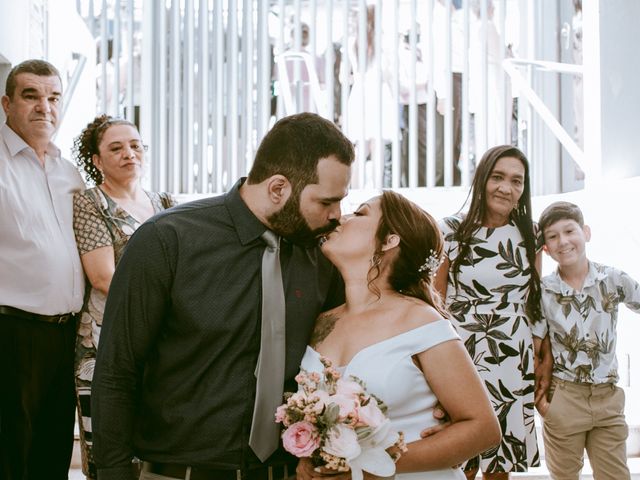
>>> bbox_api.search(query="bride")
[296,191,500,479]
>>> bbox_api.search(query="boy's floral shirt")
[532,261,640,384]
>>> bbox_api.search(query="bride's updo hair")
[371,190,448,317]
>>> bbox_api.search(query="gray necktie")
[249,230,286,462]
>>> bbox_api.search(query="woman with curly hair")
[72,114,175,479]
[435,145,551,480]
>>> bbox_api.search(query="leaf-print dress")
[440,215,540,473]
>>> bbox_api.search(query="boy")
[533,201,640,479]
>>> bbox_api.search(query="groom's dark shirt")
[92,179,343,480]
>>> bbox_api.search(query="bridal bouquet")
[275,357,407,480]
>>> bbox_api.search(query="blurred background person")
[398,26,437,188]
[469,0,512,157]
[433,0,464,186]
[346,4,396,188]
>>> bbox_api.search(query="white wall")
[0,1,32,65]
[0,0,32,124]
[47,1,97,160]
[583,0,640,182]
[0,0,96,159]
[597,0,640,179]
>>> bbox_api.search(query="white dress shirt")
[0,123,85,315]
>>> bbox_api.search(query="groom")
[91,113,354,480]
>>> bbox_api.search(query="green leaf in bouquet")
[319,403,340,427]
[355,425,373,440]
[348,375,367,389]
[368,393,388,414]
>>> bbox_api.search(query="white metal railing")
[60,53,88,123]
[77,0,583,195]
[275,51,328,118]
[503,58,585,175]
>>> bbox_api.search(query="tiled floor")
[517,458,640,479]
[70,458,640,479]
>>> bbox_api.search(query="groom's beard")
[268,193,339,247]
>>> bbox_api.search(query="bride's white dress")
[299,319,466,479]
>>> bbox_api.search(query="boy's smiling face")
[543,218,591,268]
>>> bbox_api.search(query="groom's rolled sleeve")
[92,220,174,480]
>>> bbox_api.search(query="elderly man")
[0,59,85,480]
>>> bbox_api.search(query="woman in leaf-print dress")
[72,115,176,479]
[435,145,550,480]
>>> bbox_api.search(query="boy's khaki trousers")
[542,377,630,480]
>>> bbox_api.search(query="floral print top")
[73,187,176,355]
[532,261,640,384]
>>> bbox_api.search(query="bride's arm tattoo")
[309,313,339,347]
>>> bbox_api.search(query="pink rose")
[336,378,364,398]
[357,400,386,429]
[323,424,361,460]
[275,404,288,424]
[281,421,320,457]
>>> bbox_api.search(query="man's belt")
[143,461,296,480]
[0,305,76,324]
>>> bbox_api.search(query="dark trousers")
[0,313,77,480]
[401,103,440,187]
[447,72,463,186]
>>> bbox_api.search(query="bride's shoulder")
[398,299,447,331]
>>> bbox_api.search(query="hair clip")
[418,249,442,276]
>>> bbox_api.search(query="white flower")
[328,393,358,419]
[357,400,386,429]
[335,378,364,398]
[349,420,399,480]
[323,424,361,460]
[312,389,330,413]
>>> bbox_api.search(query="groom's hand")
[418,403,463,470]
[295,458,385,479]
[419,402,451,438]
[296,458,344,479]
